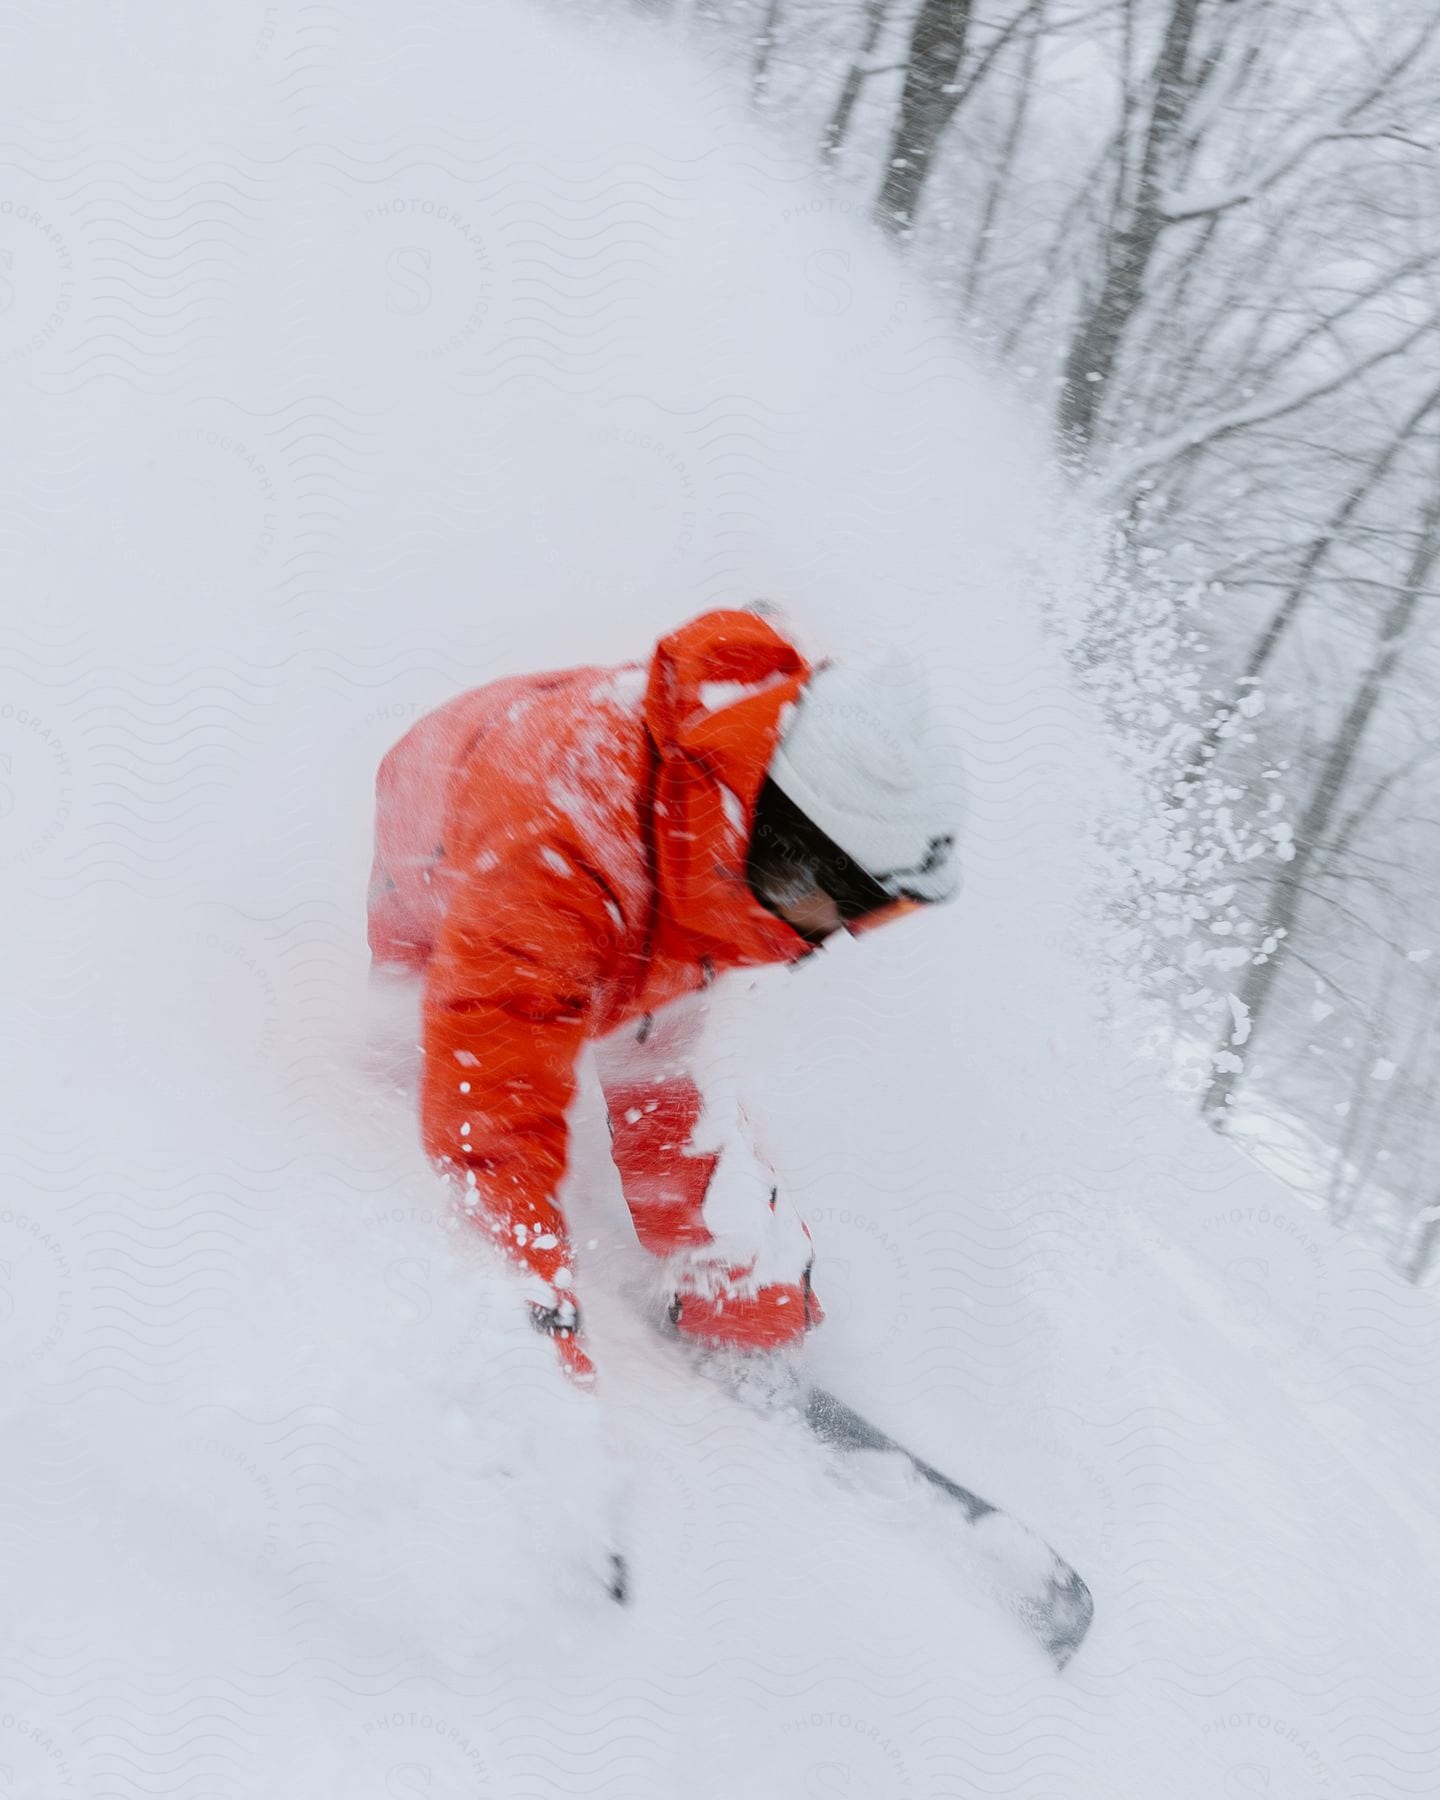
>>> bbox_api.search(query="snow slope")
[2,2,1438,1794]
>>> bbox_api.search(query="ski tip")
[607,1550,630,1607]
[1038,1564,1093,1670]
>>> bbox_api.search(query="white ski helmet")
[765,645,963,904]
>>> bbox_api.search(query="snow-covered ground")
[3,3,1438,1794]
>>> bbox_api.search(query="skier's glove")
[529,1291,595,1388]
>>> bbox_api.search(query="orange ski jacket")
[368,608,818,1296]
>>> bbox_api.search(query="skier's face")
[764,881,925,945]
[844,895,924,938]
[768,884,845,944]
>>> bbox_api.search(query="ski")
[647,1332,1093,1665]
[805,1386,1094,1669]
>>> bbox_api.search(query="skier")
[367,606,961,1385]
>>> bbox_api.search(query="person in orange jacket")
[367,606,961,1384]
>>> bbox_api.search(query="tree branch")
[1104,315,1439,492]
[1162,14,1440,222]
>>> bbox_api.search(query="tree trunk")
[998,131,1117,360]
[961,0,1043,314]
[749,0,785,105]
[823,0,892,159]
[1202,491,1440,1126]
[1336,982,1437,1231]
[1408,1209,1440,1286]
[874,0,973,236]
[1056,0,1202,452]
[1325,942,1400,1221]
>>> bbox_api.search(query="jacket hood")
[642,608,814,965]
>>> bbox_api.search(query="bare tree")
[1324,938,1402,1220]
[1408,1206,1440,1285]
[1331,957,1439,1225]
[1058,3,1440,453]
[1057,0,1204,451]
[823,0,894,159]
[1175,377,1440,800]
[1204,470,1440,1125]
[961,0,1044,314]
[750,0,787,104]
[874,0,974,233]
